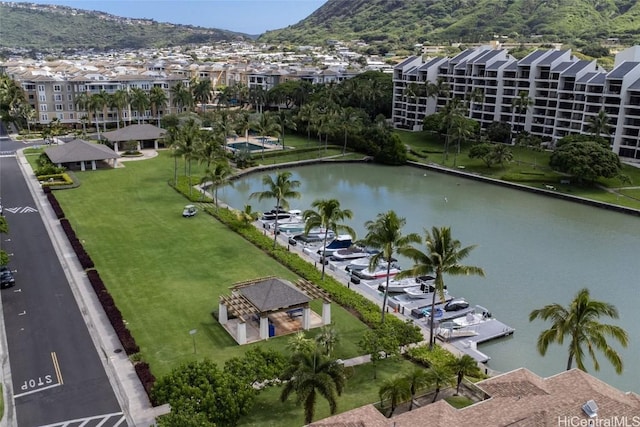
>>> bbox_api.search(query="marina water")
[220,163,640,393]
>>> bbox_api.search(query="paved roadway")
[0,139,127,426]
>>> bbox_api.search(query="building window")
[38,85,45,92]
[39,94,47,102]
[40,104,48,111]
[55,104,63,111]
[69,113,74,120]
[54,94,63,101]
[53,85,62,92]
[67,85,72,92]
[141,84,150,90]
[41,113,48,121]
[67,94,73,101]
[68,104,74,110]
[57,113,64,120]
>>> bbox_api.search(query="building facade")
[392,45,640,160]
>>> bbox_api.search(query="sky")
[27,0,328,35]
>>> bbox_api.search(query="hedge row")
[86,269,140,355]
[39,173,74,187]
[405,343,457,368]
[134,361,156,399]
[44,187,65,219]
[207,206,421,343]
[59,219,94,270]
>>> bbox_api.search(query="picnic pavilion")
[101,124,166,152]
[218,277,331,345]
[44,138,120,170]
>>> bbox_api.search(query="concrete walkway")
[9,149,168,426]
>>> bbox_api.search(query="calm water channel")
[219,163,640,392]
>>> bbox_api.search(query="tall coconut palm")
[149,86,168,127]
[297,102,315,142]
[447,354,481,395]
[214,109,236,151]
[130,87,150,124]
[404,367,431,411]
[337,107,363,154]
[174,118,202,197]
[277,109,297,150]
[236,204,259,227]
[88,92,105,140]
[192,79,213,113]
[398,226,485,348]
[254,111,280,159]
[280,350,346,425]
[303,199,355,279]
[95,89,111,132]
[529,288,629,374]
[511,90,533,137]
[361,211,420,323]
[171,80,192,113]
[249,171,301,249]
[197,128,225,169]
[111,89,129,128]
[207,161,233,209]
[379,376,410,418]
[440,97,464,162]
[163,126,181,186]
[74,92,91,134]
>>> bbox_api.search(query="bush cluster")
[44,188,65,219]
[59,219,94,270]
[39,173,73,187]
[405,344,457,368]
[134,361,156,399]
[86,269,140,355]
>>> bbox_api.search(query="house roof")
[45,139,120,163]
[236,277,311,312]
[101,124,166,142]
[311,368,640,427]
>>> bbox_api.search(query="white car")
[182,205,197,217]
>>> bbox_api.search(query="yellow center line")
[51,351,63,385]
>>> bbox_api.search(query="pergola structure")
[218,276,331,345]
[101,124,166,152]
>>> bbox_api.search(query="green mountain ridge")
[259,0,640,49]
[0,2,250,51]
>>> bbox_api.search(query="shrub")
[135,362,156,397]
[405,344,457,367]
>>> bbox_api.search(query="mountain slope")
[0,2,249,51]
[259,0,640,48]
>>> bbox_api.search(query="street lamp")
[189,329,197,354]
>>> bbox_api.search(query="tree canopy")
[549,139,621,183]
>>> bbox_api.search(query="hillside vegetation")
[260,0,640,51]
[0,2,249,51]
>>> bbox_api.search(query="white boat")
[331,246,377,261]
[404,285,448,300]
[346,257,399,272]
[377,277,423,293]
[452,306,492,327]
[316,235,353,257]
[352,265,401,280]
[262,213,304,230]
[291,229,335,244]
[261,208,301,221]
[277,222,307,235]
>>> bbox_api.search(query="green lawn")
[53,151,368,378]
[239,357,415,427]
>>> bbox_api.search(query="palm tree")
[197,128,225,169]
[447,354,481,395]
[171,80,192,113]
[303,199,355,279]
[450,114,474,167]
[492,143,513,167]
[249,171,301,249]
[440,97,464,162]
[511,90,533,137]
[588,109,611,140]
[74,92,91,134]
[88,92,105,140]
[361,211,420,323]
[297,102,315,142]
[280,350,346,424]
[426,363,453,403]
[130,87,150,124]
[404,367,430,411]
[163,126,181,186]
[236,204,259,227]
[174,118,201,197]
[398,226,485,348]
[207,161,233,209]
[277,109,296,150]
[253,111,280,159]
[96,89,111,132]
[192,79,213,113]
[529,288,629,374]
[379,376,410,418]
[111,89,129,128]
[337,107,362,154]
[287,331,315,355]
[149,86,168,127]
[315,326,339,356]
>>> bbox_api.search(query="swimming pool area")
[227,142,264,151]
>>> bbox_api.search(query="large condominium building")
[392,45,640,161]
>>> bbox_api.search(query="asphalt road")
[0,140,126,426]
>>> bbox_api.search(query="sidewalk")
[14,149,169,426]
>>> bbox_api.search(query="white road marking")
[13,383,61,398]
[35,412,126,427]
[3,206,38,214]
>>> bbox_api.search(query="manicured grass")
[397,130,640,210]
[239,357,416,427]
[445,395,474,409]
[53,151,368,377]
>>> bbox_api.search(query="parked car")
[0,266,15,288]
[182,205,197,217]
